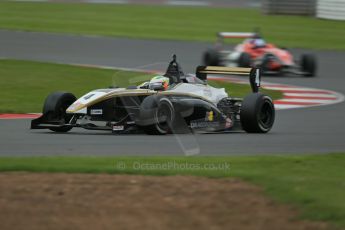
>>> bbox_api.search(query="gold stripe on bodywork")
[67,89,155,113]
[202,66,252,73]
[199,71,248,75]
[66,85,222,113]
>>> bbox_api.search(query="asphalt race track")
[1,30,345,155]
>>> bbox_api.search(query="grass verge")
[0,153,344,228]
[0,59,282,113]
[0,2,344,50]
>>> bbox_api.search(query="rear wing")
[196,66,261,93]
[217,32,256,46]
[218,32,255,39]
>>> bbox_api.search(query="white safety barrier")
[317,0,345,20]
[262,0,315,15]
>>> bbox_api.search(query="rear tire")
[240,93,275,133]
[203,49,220,66]
[238,52,251,67]
[42,92,77,132]
[301,54,316,77]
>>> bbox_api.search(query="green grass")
[0,59,152,113]
[0,2,344,50]
[0,153,344,228]
[0,59,282,113]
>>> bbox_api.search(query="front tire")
[42,92,77,132]
[238,52,251,67]
[301,54,316,77]
[142,97,175,135]
[240,93,275,133]
[203,49,220,66]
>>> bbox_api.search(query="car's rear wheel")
[240,93,275,133]
[42,92,77,132]
[203,48,220,66]
[238,52,251,67]
[301,54,316,77]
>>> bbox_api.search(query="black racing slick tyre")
[203,49,220,66]
[301,54,316,77]
[142,97,175,135]
[240,93,275,133]
[43,92,77,133]
[238,52,251,67]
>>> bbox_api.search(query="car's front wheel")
[240,93,275,133]
[42,92,77,132]
[301,54,316,77]
[141,97,175,135]
[238,52,252,67]
[203,48,220,66]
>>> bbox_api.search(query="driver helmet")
[149,75,170,90]
[255,38,266,47]
[253,38,266,48]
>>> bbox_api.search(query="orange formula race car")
[203,32,317,77]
